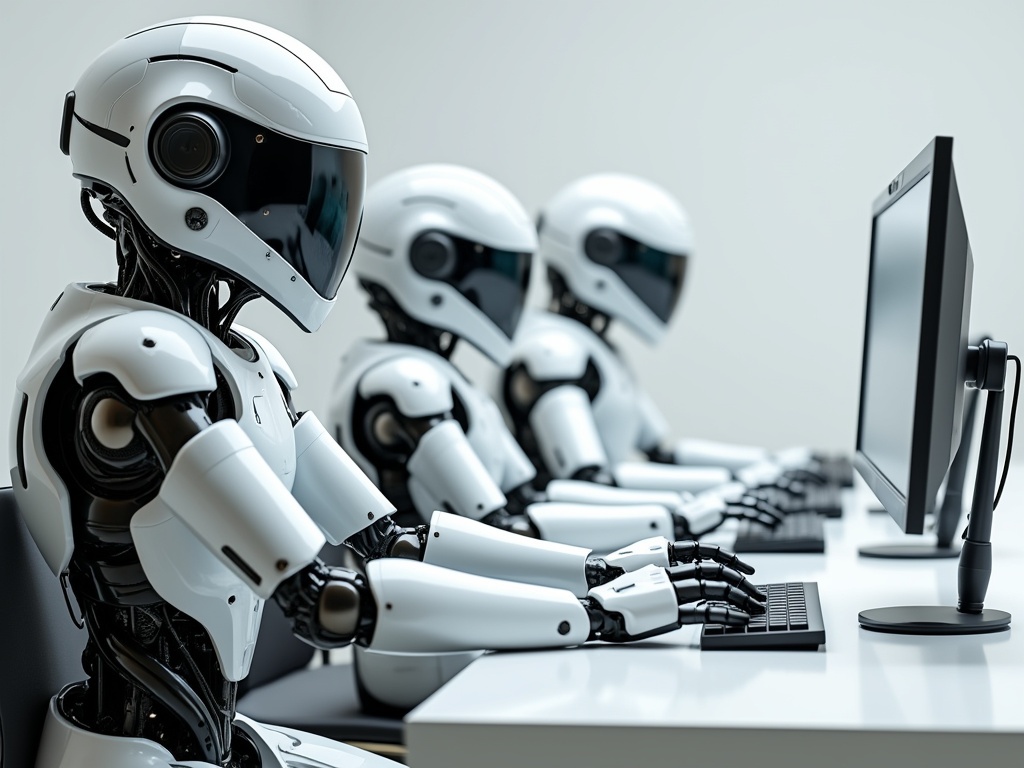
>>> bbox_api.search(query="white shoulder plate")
[74,310,216,399]
[358,355,454,417]
[515,326,590,381]
[233,324,298,391]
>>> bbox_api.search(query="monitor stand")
[859,388,979,560]
[860,341,1012,636]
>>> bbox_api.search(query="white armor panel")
[138,419,325,600]
[545,479,691,509]
[359,355,454,416]
[588,565,680,636]
[36,697,401,768]
[406,420,506,521]
[529,385,609,479]
[674,437,770,471]
[603,537,673,571]
[73,311,217,399]
[525,502,674,555]
[613,462,733,494]
[131,498,264,681]
[511,310,651,467]
[735,460,785,488]
[422,510,591,596]
[364,558,590,652]
[292,412,397,544]
[328,340,537,510]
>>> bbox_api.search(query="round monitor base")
[858,543,960,559]
[859,606,1011,636]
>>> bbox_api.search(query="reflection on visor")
[428,232,532,340]
[588,231,687,323]
[160,106,366,300]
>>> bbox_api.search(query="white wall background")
[3,1,1024,474]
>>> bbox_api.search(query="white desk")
[406,481,1024,767]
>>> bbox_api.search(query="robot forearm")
[364,558,592,652]
[612,461,732,494]
[521,501,675,554]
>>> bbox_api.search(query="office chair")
[236,547,406,762]
[0,487,88,768]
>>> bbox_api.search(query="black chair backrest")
[0,487,87,768]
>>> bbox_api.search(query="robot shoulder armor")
[358,355,454,418]
[74,310,216,400]
[234,324,299,391]
[516,328,590,381]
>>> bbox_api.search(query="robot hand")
[599,536,756,577]
[585,563,766,642]
[672,490,784,538]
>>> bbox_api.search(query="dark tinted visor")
[588,231,687,323]
[435,233,532,339]
[154,106,366,300]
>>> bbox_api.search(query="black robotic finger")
[784,467,828,485]
[669,540,756,575]
[740,495,785,523]
[679,603,750,626]
[667,562,765,602]
[676,582,767,614]
[725,505,779,528]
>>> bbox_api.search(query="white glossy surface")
[407,477,1024,767]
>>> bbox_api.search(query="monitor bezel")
[854,136,973,535]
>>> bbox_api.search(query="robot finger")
[669,562,766,602]
[675,582,767,614]
[679,602,750,626]
[669,540,756,575]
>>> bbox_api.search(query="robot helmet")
[355,164,536,365]
[62,16,367,332]
[538,174,693,344]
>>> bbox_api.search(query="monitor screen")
[855,136,973,535]
[858,173,932,502]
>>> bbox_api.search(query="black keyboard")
[701,582,826,650]
[733,511,825,553]
[760,485,844,518]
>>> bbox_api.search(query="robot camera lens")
[411,231,457,278]
[153,112,228,188]
[584,229,624,266]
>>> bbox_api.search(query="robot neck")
[547,267,612,337]
[84,190,256,342]
[361,279,459,358]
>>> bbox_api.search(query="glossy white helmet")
[538,174,693,344]
[62,16,367,332]
[355,164,536,365]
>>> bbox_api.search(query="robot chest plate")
[216,343,296,491]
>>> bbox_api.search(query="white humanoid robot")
[11,20,766,768]
[499,173,845,505]
[326,164,781,713]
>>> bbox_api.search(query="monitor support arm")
[958,340,1007,613]
[859,339,1012,635]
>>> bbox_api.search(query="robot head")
[537,174,693,344]
[355,164,536,365]
[62,17,367,332]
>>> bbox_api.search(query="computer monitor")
[855,136,1010,635]
[855,136,972,536]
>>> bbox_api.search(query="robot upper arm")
[504,330,600,420]
[234,324,298,391]
[73,310,216,399]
